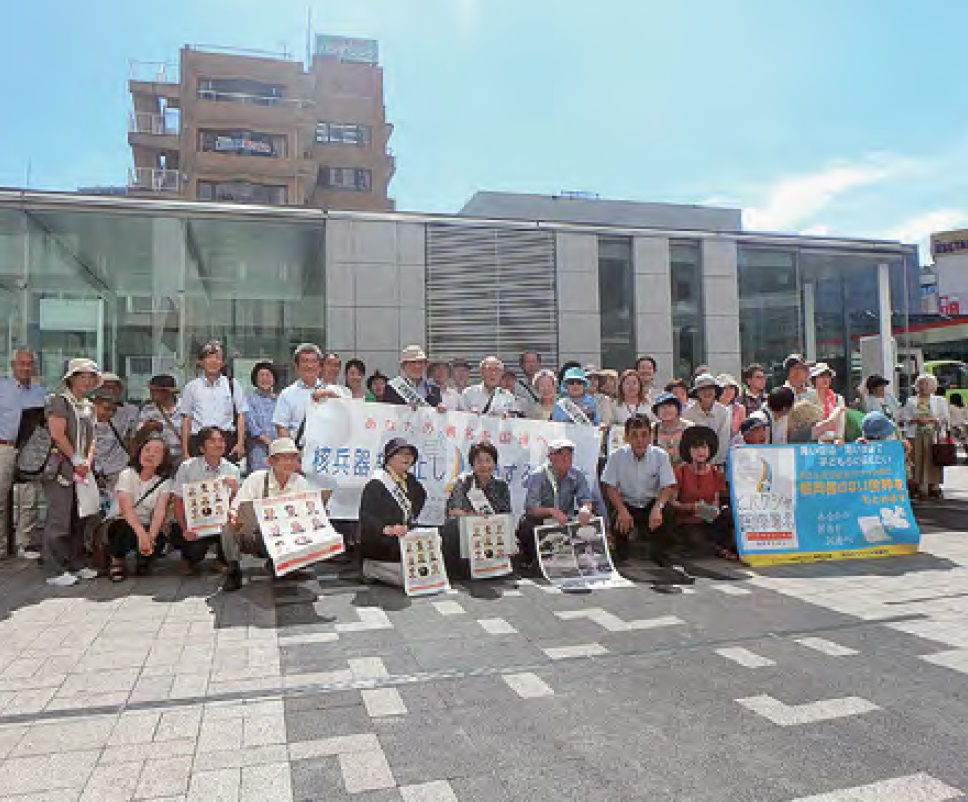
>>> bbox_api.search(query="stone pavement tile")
[337,747,396,793]
[0,725,27,759]
[186,767,242,802]
[12,715,116,756]
[134,755,193,799]
[47,691,130,714]
[193,744,289,772]
[0,749,100,796]
[288,734,380,759]
[373,711,492,786]
[242,712,288,747]
[362,688,408,717]
[286,702,373,742]
[100,736,196,765]
[197,716,245,752]
[240,762,293,802]
[1,687,58,716]
[290,757,396,802]
[168,672,210,700]
[154,707,203,741]
[404,638,541,672]
[79,760,144,802]
[57,669,140,698]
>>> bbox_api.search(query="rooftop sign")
[315,35,378,64]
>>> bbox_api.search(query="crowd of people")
[0,340,953,591]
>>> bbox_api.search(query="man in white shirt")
[274,344,349,446]
[0,348,47,559]
[177,341,248,459]
[601,415,677,565]
[461,356,520,417]
[682,373,732,466]
[222,437,312,592]
[171,426,241,573]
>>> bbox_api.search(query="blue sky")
[1,0,964,258]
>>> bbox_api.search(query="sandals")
[109,564,126,583]
[715,547,740,562]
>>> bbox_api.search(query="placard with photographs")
[460,514,515,579]
[400,527,450,596]
[253,490,345,577]
[183,478,231,538]
[534,516,625,590]
[607,424,626,455]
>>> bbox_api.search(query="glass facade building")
[0,190,919,400]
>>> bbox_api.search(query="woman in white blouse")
[611,369,654,426]
[105,435,174,582]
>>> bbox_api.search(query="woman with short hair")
[245,361,279,472]
[441,441,513,577]
[358,438,428,587]
[105,435,174,582]
[900,373,949,499]
[528,370,558,421]
[651,391,693,468]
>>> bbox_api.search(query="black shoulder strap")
[482,390,497,415]
[263,470,270,498]
[295,416,307,448]
[133,476,165,508]
[108,419,131,455]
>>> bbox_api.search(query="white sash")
[376,468,413,523]
[465,477,494,515]
[389,376,429,407]
[544,464,560,511]
[558,397,591,425]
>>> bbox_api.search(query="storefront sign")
[315,35,379,64]
[728,441,920,566]
[302,399,602,525]
[932,229,968,258]
[214,135,273,156]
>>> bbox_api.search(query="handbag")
[15,424,59,482]
[932,426,958,467]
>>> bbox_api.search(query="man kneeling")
[600,414,677,565]
[222,437,310,591]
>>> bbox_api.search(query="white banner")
[302,399,603,525]
[253,490,345,576]
[401,528,450,596]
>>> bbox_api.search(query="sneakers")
[46,571,79,587]
[18,547,42,561]
[75,567,99,580]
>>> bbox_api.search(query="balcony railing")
[129,59,179,84]
[128,112,179,136]
[128,168,183,193]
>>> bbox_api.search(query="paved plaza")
[2,473,968,801]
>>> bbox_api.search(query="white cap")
[548,438,576,453]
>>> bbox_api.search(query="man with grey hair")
[461,355,520,417]
[0,348,47,559]
[273,343,348,447]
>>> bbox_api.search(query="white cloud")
[744,159,902,232]
[886,209,968,264]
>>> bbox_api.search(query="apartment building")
[127,38,394,210]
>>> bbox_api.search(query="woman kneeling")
[359,438,427,587]
[105,435,174,581]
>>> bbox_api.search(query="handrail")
[128,168,183,193]
[129,59,178,84]
[128,112,179,136]
[195,88,312,107]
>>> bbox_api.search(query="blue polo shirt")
[0,378,48,441]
